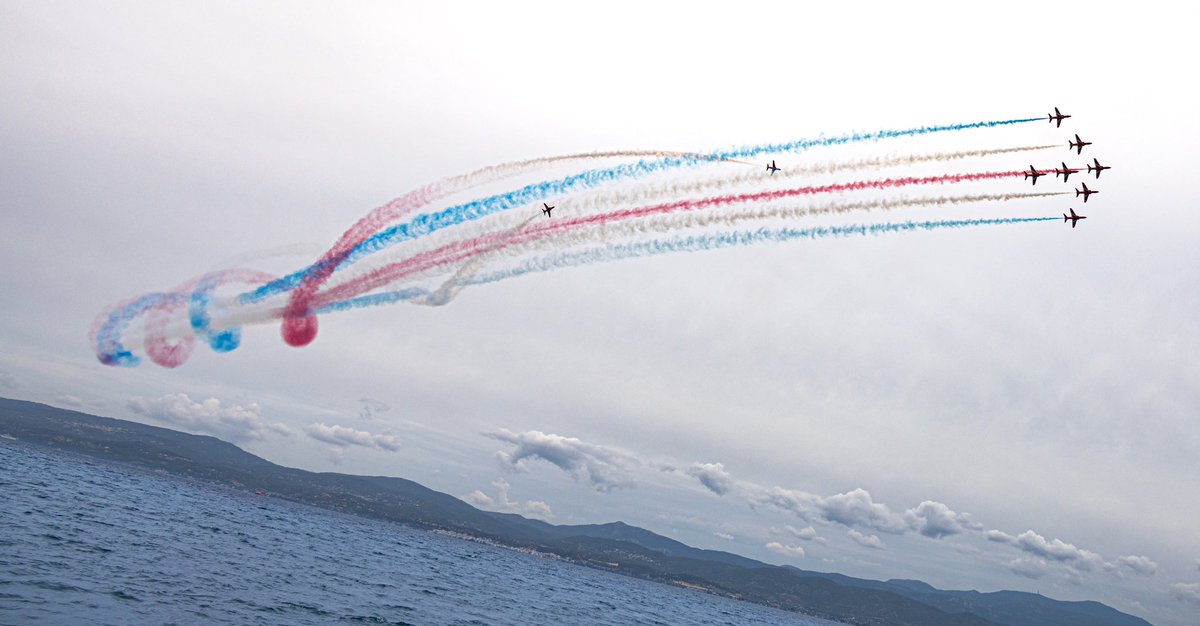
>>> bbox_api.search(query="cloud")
[759,486,908,535]
[463,478,553,520]
[485,429,635,492]
[128,393,291,442]
[358,397,390,421]
[985,529,1106,572]
[714,532,734,540]
[777,525,819,541]
[985,529,1017,544]
[848,529,886,550]
[55,394,84,408]
[303,422,400,451]
[1116,555,1158,576]
[686,462,733,495]
[1009,557,1049,580]
[766,542,806,559]
[1169,582,1200,607]
[821,490,909,534]
[904,500,980,538]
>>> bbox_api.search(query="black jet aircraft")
[1075,182,1098,202]
[1063,207,1087,228]
[1024,164,1044,185]
[542,203,554,217]
[1055,162,1080,182]
[1068,134,1092,155]
[766,160,780,175]
[1048,107,1071,127]
[1087,158,1111,179]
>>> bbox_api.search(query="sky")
[3,1,1199,624]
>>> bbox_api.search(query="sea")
[0,441,846,625]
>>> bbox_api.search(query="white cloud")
[985,529,1106,572]
[821,489,908,534]
[762,487,909,535]
[847,529,886,550]
[714,532,734,540]
[904,500,979,538]
[486,429,635,492]
[766,542,806,559]
[463,477,553,520]
[985,529,1017,544]
[1169,582,1200,607]
[55,394,84,408]
[304,422,400,451]
[686,462,733,495]
[1009,557,1049,580]
[464,490,494,507]
[1116,555,1158,576]
[778,525,819,541]
[128,393,291,442]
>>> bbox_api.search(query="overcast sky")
[3,2,1199,624]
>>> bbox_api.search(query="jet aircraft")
[1055,162,1080,182]
[542,203,554,217]
[1024,164,1044,185]
[1063,207,1087,228]
[1068,134,1092,155]
[766,160,780,175]
[1075,182,1098,202]
[1048,107,1071,127]
[1087,158,1111,179]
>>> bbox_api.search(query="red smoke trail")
[279,150,709,347]
[312,170,1028,308]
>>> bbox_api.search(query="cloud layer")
[486,429,635,492]
[128,393,290,442]
[304,422,400,451]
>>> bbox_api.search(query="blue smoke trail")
[242,117,1040,305]
[94,292,187,367]
[314,216,1058,315]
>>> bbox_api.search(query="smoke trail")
[92,269,276,367]
[512,145,1060,227]
[316,217,1059,314]
[270,149,715,347]
[325,144,1060,291]
[95,116,1047,365]
[338,120,1044,268]
[469,217,1061,289]
[315,191,1064,307]
[246,117,1041,333]
[313,170,1035,304]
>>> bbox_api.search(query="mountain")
[1,397,1152,626]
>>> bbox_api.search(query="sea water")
[0,442,844,625]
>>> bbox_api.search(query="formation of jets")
[540,108,1109,228]
[1030,109,1110,227]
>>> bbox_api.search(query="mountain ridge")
[0,397,1151,626]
